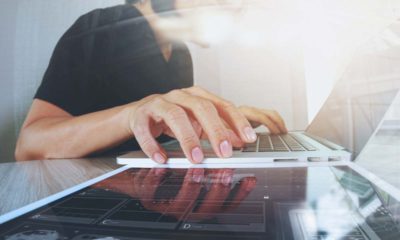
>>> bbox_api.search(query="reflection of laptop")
[118,28,400,165]
[289,209,376,240]
[289,166,400,240]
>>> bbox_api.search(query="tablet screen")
[1,166,399,240]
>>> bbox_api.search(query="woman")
[15,0,287,164]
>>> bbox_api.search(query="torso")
[35,5,194,155]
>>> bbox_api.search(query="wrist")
[120,94,160,138]
[121,102,140,138]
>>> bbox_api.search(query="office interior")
[1,0,398,181]
[0,1,400,239]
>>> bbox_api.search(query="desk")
[1,161,400,240]
[0,158,120,216]
[0,131,398,218]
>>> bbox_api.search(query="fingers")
[164,168,203,219]
[164,90,233,158]
[132,98,204,164]
[130,86,286,164]
[133,169,150,193]
[141,168,167,199]
[173,168,204,202]
[239,106,287,135]
[195,169,232,216]
[152,99,204,163]
[142,168,204,219]
[227,129,244,148]
[131,111,168,163]
[140,168,168,211]
[190,118,203,138]
[262,109,287,133]
[223,176,257,212]
[190,168,205,184]
[161,116,202,139]
[185,86,257,143]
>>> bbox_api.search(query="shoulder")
[62,5,143,39]
[173,42,193,61]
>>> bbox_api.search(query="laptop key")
[243,139,259,152]
[281,134,306,151]
[304,145,317,151]
[289,133,318,151]
[291,149,306,151]
[242,133,317,152]
[298,143,317,151]
[258,148,273,152]
[258,135,272,149]
[243,147,257,152]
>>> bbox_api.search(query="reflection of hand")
[137,168,204,220]
[192,169,257,220]
[135,168,257,221]
[93,170,139,198]
[93,168,205,213]
[93,168,257,221]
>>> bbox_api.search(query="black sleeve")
[35,10,102,116]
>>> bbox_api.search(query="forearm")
[15,104,134,161]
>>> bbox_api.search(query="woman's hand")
[238,106,287,135]
[126,86,286,164]
[126,86,257,164]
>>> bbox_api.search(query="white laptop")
[118,26,400,166]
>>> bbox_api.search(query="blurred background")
[1,0,400,164]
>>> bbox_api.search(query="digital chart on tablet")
[1,164,400,240]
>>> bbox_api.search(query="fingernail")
[222,175,232,186]
[153,152,166,164]
[245,179,256,191]
[155,168,166,175]
[244,127,257,142]
[191,147,204,163]
[219,140,233,158]
[192,174,204,183]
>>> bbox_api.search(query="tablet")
[1,163,400,240]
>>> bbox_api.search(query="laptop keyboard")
[242,133,317,152]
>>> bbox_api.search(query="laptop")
[118,24,400,165]
[1,164,400,240]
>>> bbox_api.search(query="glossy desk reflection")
[93,168,260,232]
[2,165,400,240]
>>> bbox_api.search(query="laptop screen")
[1,166,400,240]
[306,21,400,158]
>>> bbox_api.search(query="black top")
[35,5,193,155]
